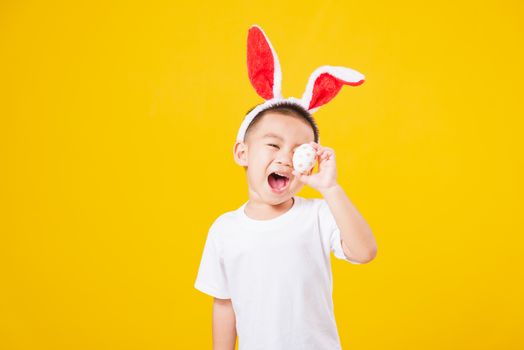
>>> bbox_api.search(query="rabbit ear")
[247,25,283,100]
[301,66,365,113]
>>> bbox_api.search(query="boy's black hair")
[243,101,320,143]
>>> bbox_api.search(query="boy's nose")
[275,158,292,168]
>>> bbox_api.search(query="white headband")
[237,25,366,143]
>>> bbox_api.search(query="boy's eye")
[267,144,279,149]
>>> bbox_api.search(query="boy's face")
[233,111,316,205]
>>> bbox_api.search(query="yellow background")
[1,0,522,349]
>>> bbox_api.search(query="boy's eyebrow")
[262,132,285,141]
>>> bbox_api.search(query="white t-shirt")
[194,195,361,350]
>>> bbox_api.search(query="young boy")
[194,25,377,350]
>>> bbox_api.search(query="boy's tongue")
[268,173,287,190]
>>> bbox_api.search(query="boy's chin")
[264,196,293,206]
[262,187,296,204]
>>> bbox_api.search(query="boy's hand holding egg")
[292,142,339,193]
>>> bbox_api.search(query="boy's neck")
[244,196,295,221]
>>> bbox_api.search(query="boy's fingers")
[321,149,334,158]
[310,142,322,152]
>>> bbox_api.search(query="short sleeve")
[318,199,362,264]
[194,222,231,299]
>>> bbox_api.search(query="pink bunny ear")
[301,66,365,113]
[247,25,282,100]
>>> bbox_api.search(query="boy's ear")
[233,141,248,167]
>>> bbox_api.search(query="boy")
[194,25,377,350]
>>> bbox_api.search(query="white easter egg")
[293,143,316,173]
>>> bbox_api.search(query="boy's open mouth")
[268,172,290,192]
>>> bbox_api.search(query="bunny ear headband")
[236,24,366,143]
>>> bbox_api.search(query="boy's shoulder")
[207,206,242,232]
[297,195,326,209]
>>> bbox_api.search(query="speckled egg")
[293,143,316,173]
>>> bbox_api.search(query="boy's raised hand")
[292,142,339,192]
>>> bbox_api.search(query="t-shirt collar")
[237,195,302,230]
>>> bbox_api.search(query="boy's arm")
[292,142,377,264]
[212,297,237,350]
[321,184,378,263]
